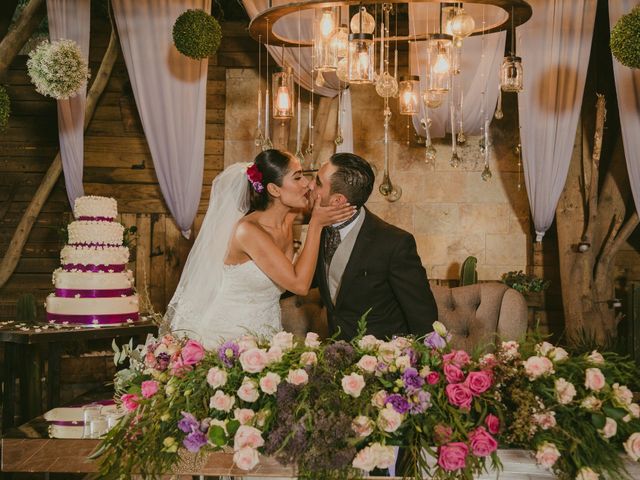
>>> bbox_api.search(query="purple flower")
[404,347,419,366]
[217,341,239,367]
[156,352,170,370]
[402,367,425,393]
[409,390,432,414]
[183,429,208,452]
[177,411,199,434]
[385,394,411,414]
[425,331,447,350]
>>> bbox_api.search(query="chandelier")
[249,1,532,200]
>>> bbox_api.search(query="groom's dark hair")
[328,153,375,207]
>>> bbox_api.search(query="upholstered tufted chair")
[431,283,528,352]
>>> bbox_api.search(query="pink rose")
[371,390,388,408]
[377,406,404,433]
[270,332,294,351]
[438,442,468,471]
[141,380,159,398]
[523,356,554,380]
[535,442,561,469]
[237,378,260,403]
[181,339,205,365]
[239,348,268,373]
[233,446,259,470]
[357,355,378,373]
[358,335,381,351]
[120,393,139,411]
[234,408,255,425]
[585,368,606,391]
[234,425,264,450]
[210,390,235,412]
[300,351,318,366]
[588,350,604,365]
[479,353,498,369]
[352,445,377,472]
[237,335,258,353]
[445,383,473,410]
[259,372,281,395]
[599,417,617,439]
[434,424,453,444]
[144,351,157,368]
[624,432,640,461]
[170,357,192,377]
[206,367,228,388]
[443,350,471,368]
[286,368,309,386]
[444,364,465,384]
[304,332,321,348]
[351,415,375,438]
[426,371,440,385]
[342,373,366,398]
[484,414,500,435]
[465,371,493,395]
[576,467,599,480]
[554,378,576,404]
[266,346,283,364]
[469,427,498,457]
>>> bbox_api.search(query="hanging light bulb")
[449,9,475,39]
[350,6,376,34]
[348,33,375,84]
[428,34,453,93]
[272,68,294,119]
[399,76,419,115]
[314,7,338,72]
[331,25,349,59]
[319,8,335,38]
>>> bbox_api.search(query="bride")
[167,149,355,348]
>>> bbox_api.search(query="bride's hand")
[309,195,357,227]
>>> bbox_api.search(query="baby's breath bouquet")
[27,39,90,99]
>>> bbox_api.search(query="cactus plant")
[460,256,478,286]
[16,293,38,324]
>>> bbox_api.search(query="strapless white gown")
[173,260,284,349]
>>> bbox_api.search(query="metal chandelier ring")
[249,0,533,47]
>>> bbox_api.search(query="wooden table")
[0,321,157,431]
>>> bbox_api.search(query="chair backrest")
[431,282,528,352]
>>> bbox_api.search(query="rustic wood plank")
[120,213,137,276]
[135,214,151,308]
[150,213,166,314]
[164,217,184,312]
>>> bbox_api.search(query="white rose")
[581,395,603,411]
[394,355,412,372]
[628,403,640,418]
[588,350,605,365]
[342,372,366,398]
[286,368,309,386]
[523,356,555,380]
[536,341,554,356]
[357,355,379,373]
[501,340,520,360]
[271,331,294,351]
[358,335,381,352]
[304,332,321,348]
[237,378,260,403]
[351,415,374,438]
[391,336,412,350]
[234,408,255,425]
[206,367,228,389]
[555,378,577,405]
[259,372,281,395]
[533,411,557,430]
[352,445,377,472]
[550,347,569,362]
[535,442,561,469]
[624,432,640,461]
[612,383,633,406]
[300,351,317,366]
[239,348,268,373]
[371,442,396,469]
[576,467,599,480]
[237,334,258,353]
[599,417,617,439]
[233,447,259,470]
[585,368,606,391]
[377,342,399,364]
[234,425,265,450]
[210,390,235,412]
[377,406,404,433]
[371,390,388,409]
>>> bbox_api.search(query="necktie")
[324,209,360,266]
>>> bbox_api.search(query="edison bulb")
[350,7,375,34]
[319,9,335,38]
[275,86,291,112]
[450,10,475,38]
[433,52,451,74]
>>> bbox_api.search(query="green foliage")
[611,6,640,69]
[500,270,549,294]
[123,225,137,248]
[460,256,478,286]
[172,9,222,60]
[16,293,38,324]
[0,85,10,132]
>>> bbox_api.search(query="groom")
[310,152,438,342]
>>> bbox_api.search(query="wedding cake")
[45,196,139,326]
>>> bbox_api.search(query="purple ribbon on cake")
[76,216,114,222]
[68,242,122,248]
[55,288,134,298]
[63,264,126,273]
[46,312,139,325]
[51,420,85,426]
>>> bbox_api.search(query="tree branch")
[0,0,20,42]
[0,0,46,80]
[0,27,119,290]
[596,211,640,281]
[583,94,606,245]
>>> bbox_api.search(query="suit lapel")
[318,228,332,309]
[334,209,376,309]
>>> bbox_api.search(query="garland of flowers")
[610,6,640,69]
[172,9,222,60]
[27,39,90,100]
[94,320,640,480]
[0,86,10,132]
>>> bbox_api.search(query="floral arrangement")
[0,85,9,131]
[500,270,550,294]
[246,163,264,193]
[172,9,222,60]
[27,39,90,100]
[93,320,640,480]
[610,6,640,69]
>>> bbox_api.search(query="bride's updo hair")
[249,149,294,211]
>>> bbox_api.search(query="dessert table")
[0,320,157,431]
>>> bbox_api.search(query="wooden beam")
[0,0,46,80]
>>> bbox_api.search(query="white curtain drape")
[610,1,640,216]
[408,4,506,138]
[242,1,353,153]
[112,0,211,238]
[47,0,91,208]
[518,0,597,241]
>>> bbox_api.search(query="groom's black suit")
[315,208,438,341]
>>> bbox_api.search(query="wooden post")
[0,0,46,79]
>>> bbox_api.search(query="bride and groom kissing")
[168,149,438,356]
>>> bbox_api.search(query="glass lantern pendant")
[399,76,420,115]
[314,7,339,72]
[272,68,294,119]
[500,55,523,92]
[348,33,375,84]
[331,25,349,59]
[449,9,475,40]
[427,34,453,93]
[350,6,376,35]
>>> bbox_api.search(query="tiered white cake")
[45,196,139,326]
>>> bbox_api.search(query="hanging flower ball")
[173,9,222,60]
[0,85,10,132]
[27,39,90,100]
[610,6,640,69]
